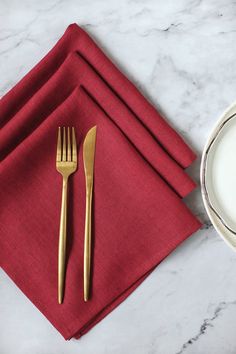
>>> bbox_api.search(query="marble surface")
[1,0,236,353]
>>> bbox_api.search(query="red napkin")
[0,24,201,339]
[0,51,195,197]
[0,87,201,339]
[0,24,195,169]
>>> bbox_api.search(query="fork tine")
[62,127,66,162]
[56,127,62,162]
[67,127,72,162]
[72,127,77,163]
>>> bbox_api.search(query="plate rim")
[200,99,236,252]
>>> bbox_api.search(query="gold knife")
[83,125,97,302]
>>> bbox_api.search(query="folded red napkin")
[0,24,195,170]
[0,51,195,197]
[0,24,201,339]
[0,87,201,339]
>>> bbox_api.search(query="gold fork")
[56,127,77,304]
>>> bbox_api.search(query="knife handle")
[84,180,93,302]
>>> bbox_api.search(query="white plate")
[201,101,236,251]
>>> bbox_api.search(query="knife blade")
[83,125,97,301]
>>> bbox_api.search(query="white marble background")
[1,0,236,353]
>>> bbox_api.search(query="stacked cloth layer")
[0,24,201,339]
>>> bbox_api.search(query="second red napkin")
[0,51,195,197]
[0,24,196,169]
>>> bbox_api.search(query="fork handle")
[84,181,93,302]
[58,177,68,304]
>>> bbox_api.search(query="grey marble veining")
[1,0,236,353]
